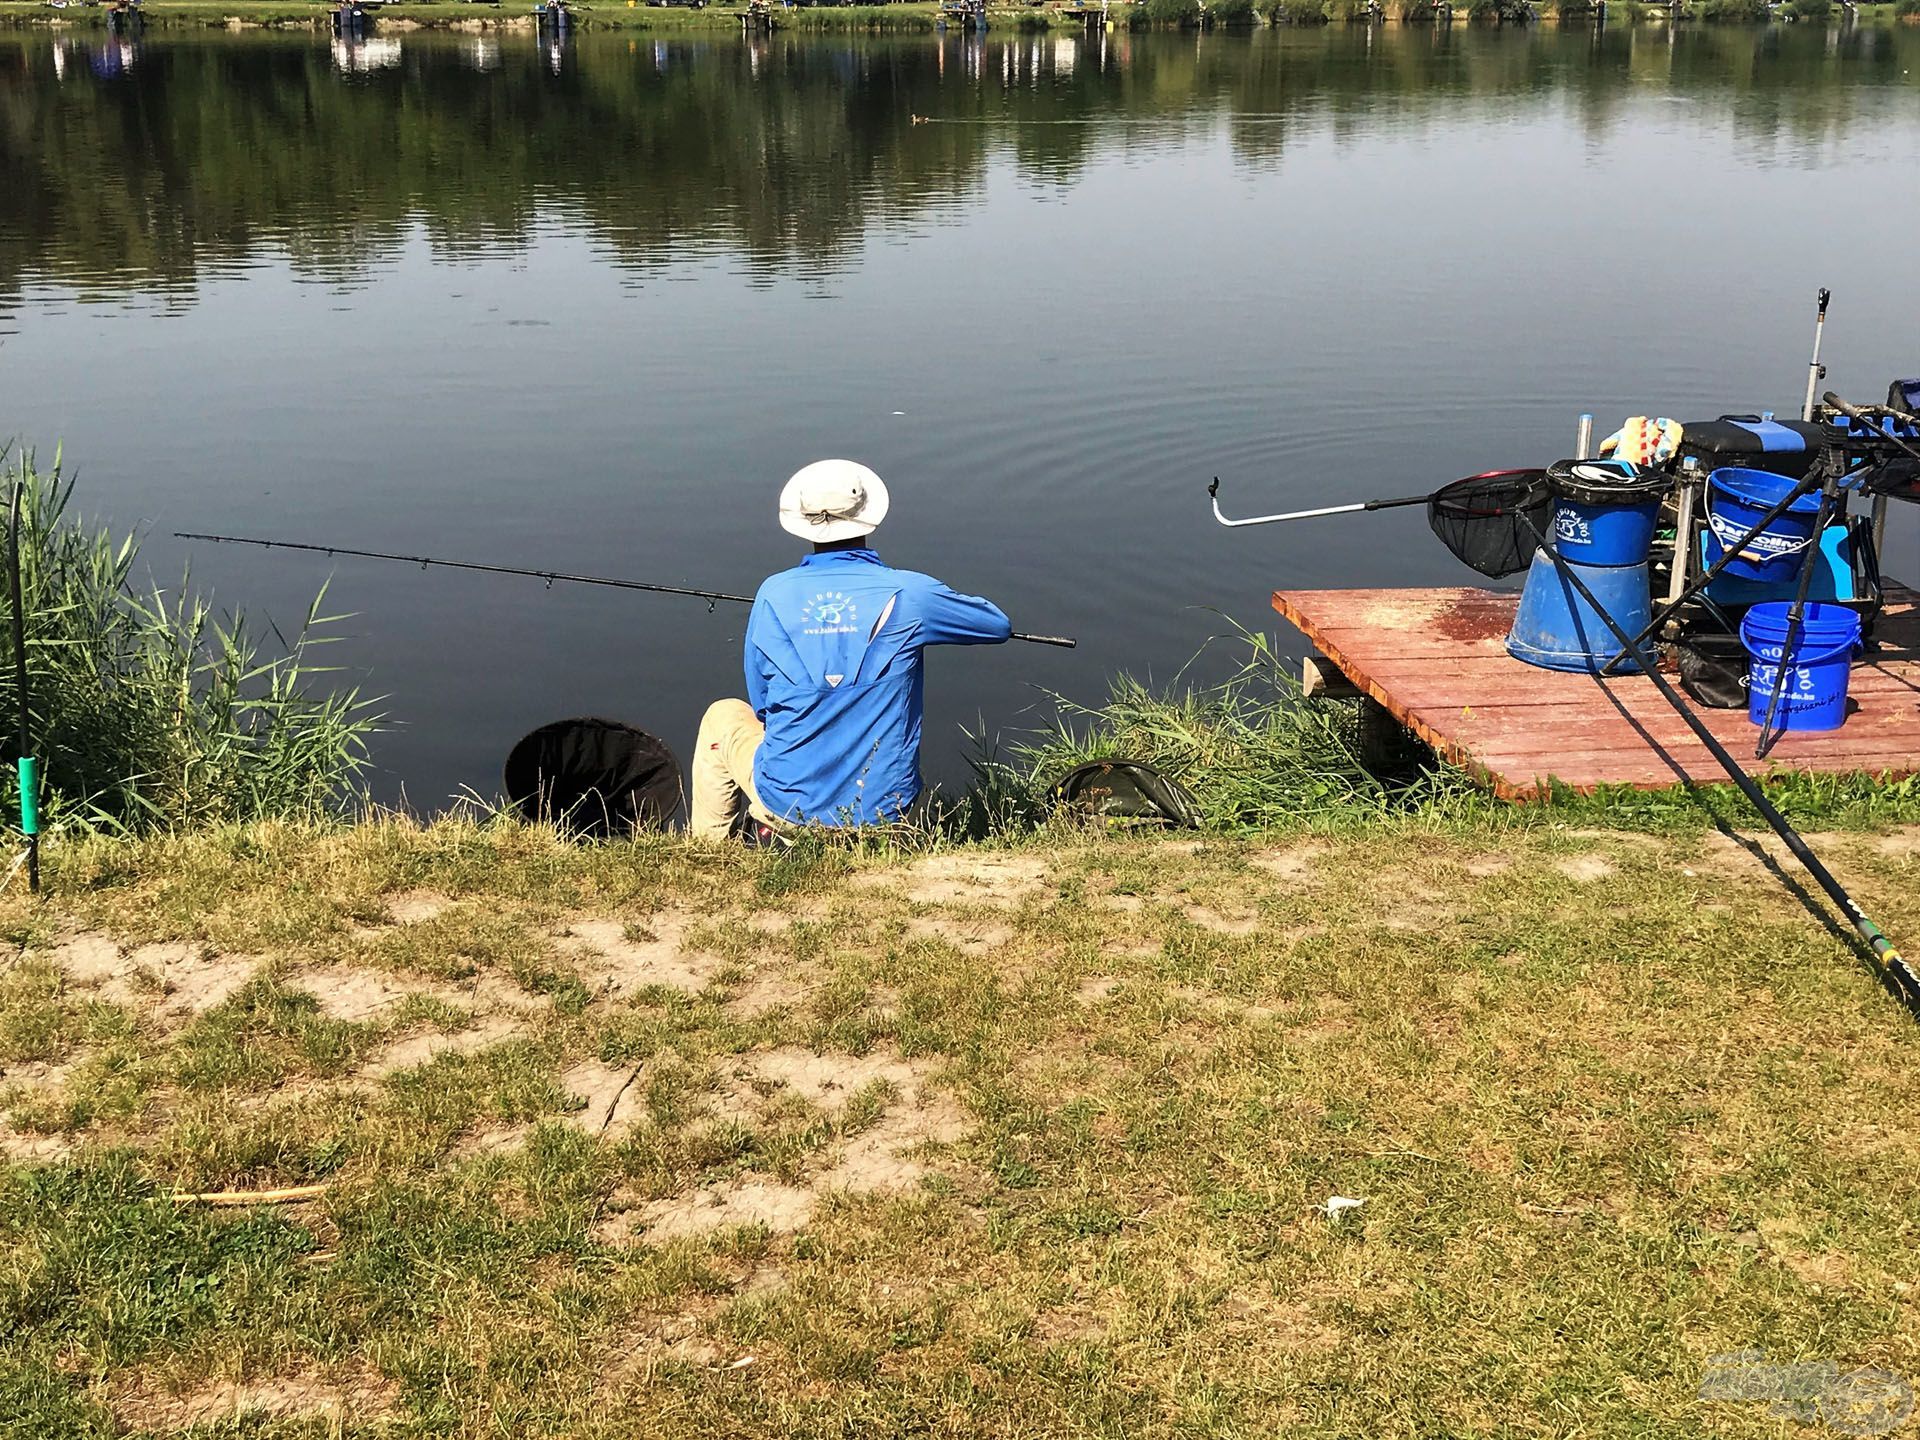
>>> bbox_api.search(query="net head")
[1427,468,1550,579]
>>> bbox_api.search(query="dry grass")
[2,816,1918,1437]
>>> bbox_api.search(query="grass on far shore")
[2,813,1918,1436]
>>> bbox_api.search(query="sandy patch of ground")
[0,1053,82,1099]
[1074,975,1124,1006]
[741,910,805,935]
[1464,855,1512,877]
[1364,877,1454,932]
[358,1014,525,1078]
[622,1178,821,1243]
[292,964,542,1025]
[0,1120,74,1161]
[47,933,122,986]
[729,1263,789,1300]
[52,935,260,1025]
[563,1059,646,1136]
[1171,986,1278,1025]
[1183,905,1261,935]
[725,970,813,1017]
[558,915,724,999]
[104,1366,399,1431]
[1248,845,1326,882]
[1695,829,1865,884]
[600,1306,734,1371]
[859,854,1049,907]
[292,966,463,1022]
[904,915,1014,957]
[469,972,549,1015]
[746,1048,924,1108]
[1554,855,1617,883]
[385,889,452,925]
[606,1047,968,1242]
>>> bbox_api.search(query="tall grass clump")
[1004,627,1473,831]
[0,445,376,836]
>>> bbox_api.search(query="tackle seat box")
[1676,416,1828,480]
[1696,518,1881,620]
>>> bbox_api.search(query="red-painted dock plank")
[1272,582,1920,800]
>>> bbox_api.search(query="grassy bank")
[2,0,1909,28]
[3,816,1918,1435]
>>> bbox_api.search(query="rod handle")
[1822,389,1863,420]
[17,756,37,837]
[1012,632,1075,649]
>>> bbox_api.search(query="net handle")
[1210,469,1542,530]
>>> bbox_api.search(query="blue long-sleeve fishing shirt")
[745,548,1011,826]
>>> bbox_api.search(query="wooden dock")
[1273,582,1920,799]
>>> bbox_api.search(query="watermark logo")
[1701,1351,1914,1436]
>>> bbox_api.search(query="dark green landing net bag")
[1052,760,1201,829]
[504,718,684,838]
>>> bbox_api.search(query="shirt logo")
[802,590,859,636]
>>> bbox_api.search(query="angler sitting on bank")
[691,460,1011,837]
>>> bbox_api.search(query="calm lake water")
[2,21,1917,805]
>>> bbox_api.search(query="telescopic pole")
[1801,287,1831,424]
[7,476,38,894]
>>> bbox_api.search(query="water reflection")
[0,23,1915,307]
[46,33,142,81]
[332,34,404,73]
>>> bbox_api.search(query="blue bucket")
[1738,601,1861,733]
[1705,468,1821,582]
[1506,549,1651,674]
[1546,459,1666,567]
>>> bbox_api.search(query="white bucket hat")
[778,459,890,543]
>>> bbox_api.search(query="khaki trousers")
[690,699,770,839]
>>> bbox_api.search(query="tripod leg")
[1600,468,1827,676]
[1753,482,1837,759]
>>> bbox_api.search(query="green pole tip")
[18,756,38,837]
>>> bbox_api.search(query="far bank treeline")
[7,0,1920,28]
[2,23,1914,307]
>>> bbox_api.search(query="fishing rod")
[172,532,1078,649]
[1513,507,1919,1016]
